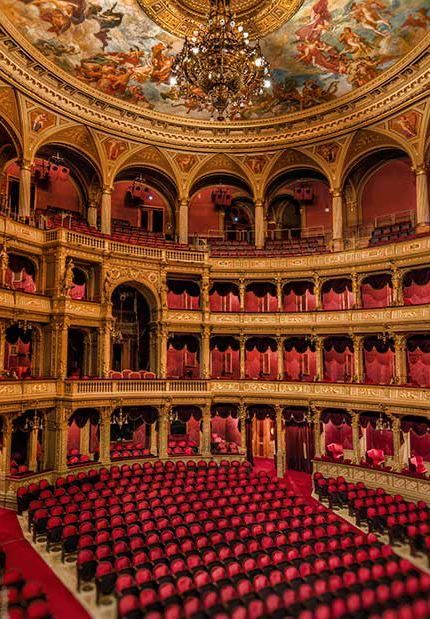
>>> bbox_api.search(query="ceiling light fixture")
[170,0,271,121]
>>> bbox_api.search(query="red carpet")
[0,508,90,619]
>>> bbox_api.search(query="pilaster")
[275,404,286,477]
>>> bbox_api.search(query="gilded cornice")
[0,19,429,151]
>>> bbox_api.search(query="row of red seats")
[18,461,430,618]
[1,568,52,619]
[314,472,430,565]
[111,442,152,461]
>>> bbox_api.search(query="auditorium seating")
[1,568,52,618]
[369,220,414,246]
[210,236,328,257]
[16,462,430,618]
[314,472,430,567]
[110,442,151,461]
[167,435,198,455]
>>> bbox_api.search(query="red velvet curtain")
[322,279,353,310]
[404,269,430,306]
[285,424,314,472]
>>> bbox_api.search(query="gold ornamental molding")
[137,0,303,39]
[0,19,429,149]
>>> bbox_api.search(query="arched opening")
[283,406,314,473]
[359,411,393,470]
[5,324,33,379]
[406,335,430,388]
[110,406,158,460]
[67,329,87,378]
[363,335,395,385]
[111,284,153,373]
[112,166,177,242]
[0,120,21,217]
[401,416,430,476]
[245,337,278,380]
[5,253,37,293]
[69,266,87,301]
[67,409,100,466]
[265,168,331,252]
[322,278,353,311]
[10,409,45,476]
[361,273,393,308]
[323,336,354,382]
[28,143,101,229]
[189,173,254,245]
[168,406,201,455]
[167,334,200,379]
[284,337,317,382]
[321,409,352,464]
[210,404,240,454]
[167,279,200,310]
[210,336,240,379]
[403,268,430,306]
[245,282,277,312]
[343,148,415,243]
[247,405,275,468]
[282,280,316,312]
[209,282,240,312]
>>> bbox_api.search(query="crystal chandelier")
[170,0,271,120]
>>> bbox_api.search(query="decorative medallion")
[136,0,304,39]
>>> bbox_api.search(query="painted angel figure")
[350,0,391,37]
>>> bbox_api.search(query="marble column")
[98,322,112,377]
[201,326,211,379]
[277,335,284,380]
[394,334,407,384]
[254,200,265,249]
[101,187,112,235]
[178,198,189,244]
[331,189,344,251]
[313,273,321,310]
[351,410,361,464]
[79,421,91,457]
[98,407,112,465]
[392,416,403,472]
[315,336,324,382]
[351,271,360,308]
[158,404,169,458]
[415,165,430,233]
[240,333,246,379]
[312,406,322,458]
[27,421,40,473]
[239,279,245,312]
[18,160,32,220]
[159,324,168,379]
[150,419,158,456]
[352,335,364,383]
[53,407,70,473]
[238,401,247,455]
[276,278,283,312]
[0,416,13,487]
[275,404,286,477]
[392,268,404,306]
[201,403,211,457]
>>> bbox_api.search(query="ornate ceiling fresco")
[1,0,429,121]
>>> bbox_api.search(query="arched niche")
[28,142,102,226]
[112,166,177,240]
[111,284,154,373]
[343,148,415,233]
[265,168,332,240]
[188,173,254,243]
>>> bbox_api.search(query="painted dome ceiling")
[1,0,429,121]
